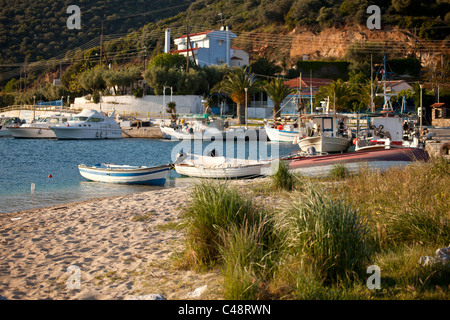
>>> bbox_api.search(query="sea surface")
[0,136,299,214]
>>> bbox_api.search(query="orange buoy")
[48,174,53,178]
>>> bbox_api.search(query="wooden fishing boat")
[288,147,429,177]
[77,163,172,185]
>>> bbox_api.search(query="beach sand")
[0,185,226,300]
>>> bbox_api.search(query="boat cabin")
[305,114,350,138]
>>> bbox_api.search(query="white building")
[170,27,249,68]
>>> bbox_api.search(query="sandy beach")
[0,184,226,300]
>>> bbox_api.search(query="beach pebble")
[419,246,450,267]
[185,285,208,298]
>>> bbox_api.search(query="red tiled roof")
[430,103,449,108]
[284,77,334,89]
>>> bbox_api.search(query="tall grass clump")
[281,184,372,284]
[271,160,296,191]
[329,162,350,179]
[181,180,273,270]
[219,218,277,299]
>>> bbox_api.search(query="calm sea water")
[0,136,299,214]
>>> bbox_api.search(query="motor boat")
[50,109,123,139]
[7,114,71,139]
[0,117,22,137]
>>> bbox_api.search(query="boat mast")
[370,54,374,113]
[310,69,313,114]
[298,73,302,131]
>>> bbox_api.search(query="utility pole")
[100,20,104,65]
[186,25,190,72]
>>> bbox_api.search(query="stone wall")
[72,95,204,119]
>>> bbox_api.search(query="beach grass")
[179,156,450,299]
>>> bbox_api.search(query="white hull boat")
[174,153,274,179]
[296,112,352,153]
[160,126,223,140]
[50,109,122,140]
[297,135,351,153]
[78,163,172,185]
[264,125,300,142]
[7,114,71,139]
[0,117,22,137]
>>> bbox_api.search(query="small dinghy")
[77,163,172,185]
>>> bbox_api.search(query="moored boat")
[77,163,172,185]
[7,114,71,139]
[264,124,301,142]
[50,109,122,140]
[296,113,352,153]
[174,152,274,179]
[288,147,429,177]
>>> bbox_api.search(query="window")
[87,117,104,122]
[217,39,224,46]
[71,116,88,121]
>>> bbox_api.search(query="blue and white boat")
[77,163,172,185]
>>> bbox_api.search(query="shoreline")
[0,184,225,300]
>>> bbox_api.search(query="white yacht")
[7,114,71,139]
[50,109,123,140]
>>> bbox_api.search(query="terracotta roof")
[284,77,333,89]
[430,103,449,108]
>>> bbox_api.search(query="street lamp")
[33,95,36,121]
[244,87,248,130]
[419,83,423,136]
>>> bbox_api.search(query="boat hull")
[78,164,171,185]
[264,125,298,142]
[174,154,273,179]
[51,127,123,140]
[7,127,56,139]
[298,136,350,153]
[160,126,222,141]
[288,147,429,177]
[175,163,265,179]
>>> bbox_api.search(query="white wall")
[72,95,204,119]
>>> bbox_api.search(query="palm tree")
[315,79,354,112]
[212,67,260,125]
[263,78,293,120]
[166,101,177,122]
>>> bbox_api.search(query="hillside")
[0,0,193,63]
[0,0,449,92]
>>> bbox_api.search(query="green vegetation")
[2,0,449,109]
[178,156,450,299]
